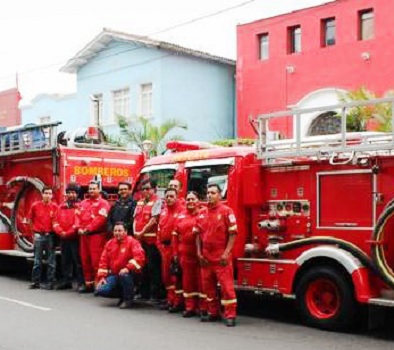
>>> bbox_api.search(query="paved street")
[0,270,393,350]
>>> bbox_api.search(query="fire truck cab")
[0,122,144,255]
[134,98,394,330]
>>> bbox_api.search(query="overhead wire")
[0,0,257,83]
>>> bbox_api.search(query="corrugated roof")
[60,28,235,73]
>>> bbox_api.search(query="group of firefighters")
[27,178,238,327]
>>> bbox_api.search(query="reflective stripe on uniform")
[221,298,237,306]
[199,293,207,299]
[228,225,237,231]
[183,292,199,298]
[175,289,184,295]
[128,259,141,270]
[143,233,157,237]
[166,285,176,290]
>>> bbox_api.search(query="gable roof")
[60,28,235,73]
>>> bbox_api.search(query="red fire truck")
[133,97,394,330]
[0,122,144,255]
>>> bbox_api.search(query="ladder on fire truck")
[0,122,61,156]
[254,97,394,164]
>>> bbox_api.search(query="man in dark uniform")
[107,182,136,235]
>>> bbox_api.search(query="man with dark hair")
[157,187,184,311]
[107,182,136,235]
[28,186,58,290]
[194,183,238,327]
[133,179,162,301]
[76,181,110,293]
[53,183,84,290]
[96,222,145,309]
[168,179,185,205]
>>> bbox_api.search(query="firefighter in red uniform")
[28,186,58,290]
[133,180,162,301]
[96,222,145,309]
[53,183,84,290]
[194,183,238,327]
[157,187,184,311]
[173,191,207,317]
[76,181,110,293]
[168,179,185,206]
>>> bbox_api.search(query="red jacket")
[29,201,58,233]
[158,201,184,244]
[195,203,237,263]
[173,208,206,260]
[53,201,79,239]
[76,196,110,234]
[134,194,160,244]
[97,236,145,278]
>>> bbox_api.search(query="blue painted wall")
[22,39,235,142]
[21,94,78,132]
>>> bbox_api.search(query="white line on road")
[0,296,51,311]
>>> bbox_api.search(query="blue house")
[22,28,236,142]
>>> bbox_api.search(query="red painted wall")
[0,88,21,127]
[237,0,394,138]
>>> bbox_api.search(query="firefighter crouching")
[158,188,185,311]
[76,181,110,293]
[194,184,238,327]
[133,180,163,302]
[95,222,145,309]
[53,183,84,290]
[173,191,207,317]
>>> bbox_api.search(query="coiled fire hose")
[371,203,394,289]
[8,177,45,253]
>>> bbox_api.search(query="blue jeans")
[31,233,56,284]
[96,274,135,302]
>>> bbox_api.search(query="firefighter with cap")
[53,182,84,290]
[194,183,238,327]
[95,222,145,309]
[107,182,136,235]
[133,179,162,301]
[157,187,184,312]
[76,181,110,293]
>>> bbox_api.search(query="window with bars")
[322,18,336,47]
[90,93,103,126]
[258,33,269,60]
[140,83,153,118]
[112,88,130,122]
[359,9,374,41]
[288,25,301,54]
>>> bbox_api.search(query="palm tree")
[338,87,394,132]
[118,115,187,155]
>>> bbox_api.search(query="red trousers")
[181,257,206,313]
[158,244,182,306]
[80,233,107,286]
[201,263,237,319]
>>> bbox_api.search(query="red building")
[0,88,21,128]
[237,0,394,138]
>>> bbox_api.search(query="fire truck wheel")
[295,266,357,331]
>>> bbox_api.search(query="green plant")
[118,115,187,155]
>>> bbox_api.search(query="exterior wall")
[0,88,21,127]
[76,40,235,141]
[21,94,78,132]
[237,0,394,138]
[22,39,235,142]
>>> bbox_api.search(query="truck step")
[368,298,394,307]
[0,250,33,259]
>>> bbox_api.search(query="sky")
[0,0,334,104]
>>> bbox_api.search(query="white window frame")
[90,93,103,126]
[140,83,153,119]
[259,33,269,60]
[111,88,130,124]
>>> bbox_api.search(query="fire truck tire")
[295,266,357,331]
